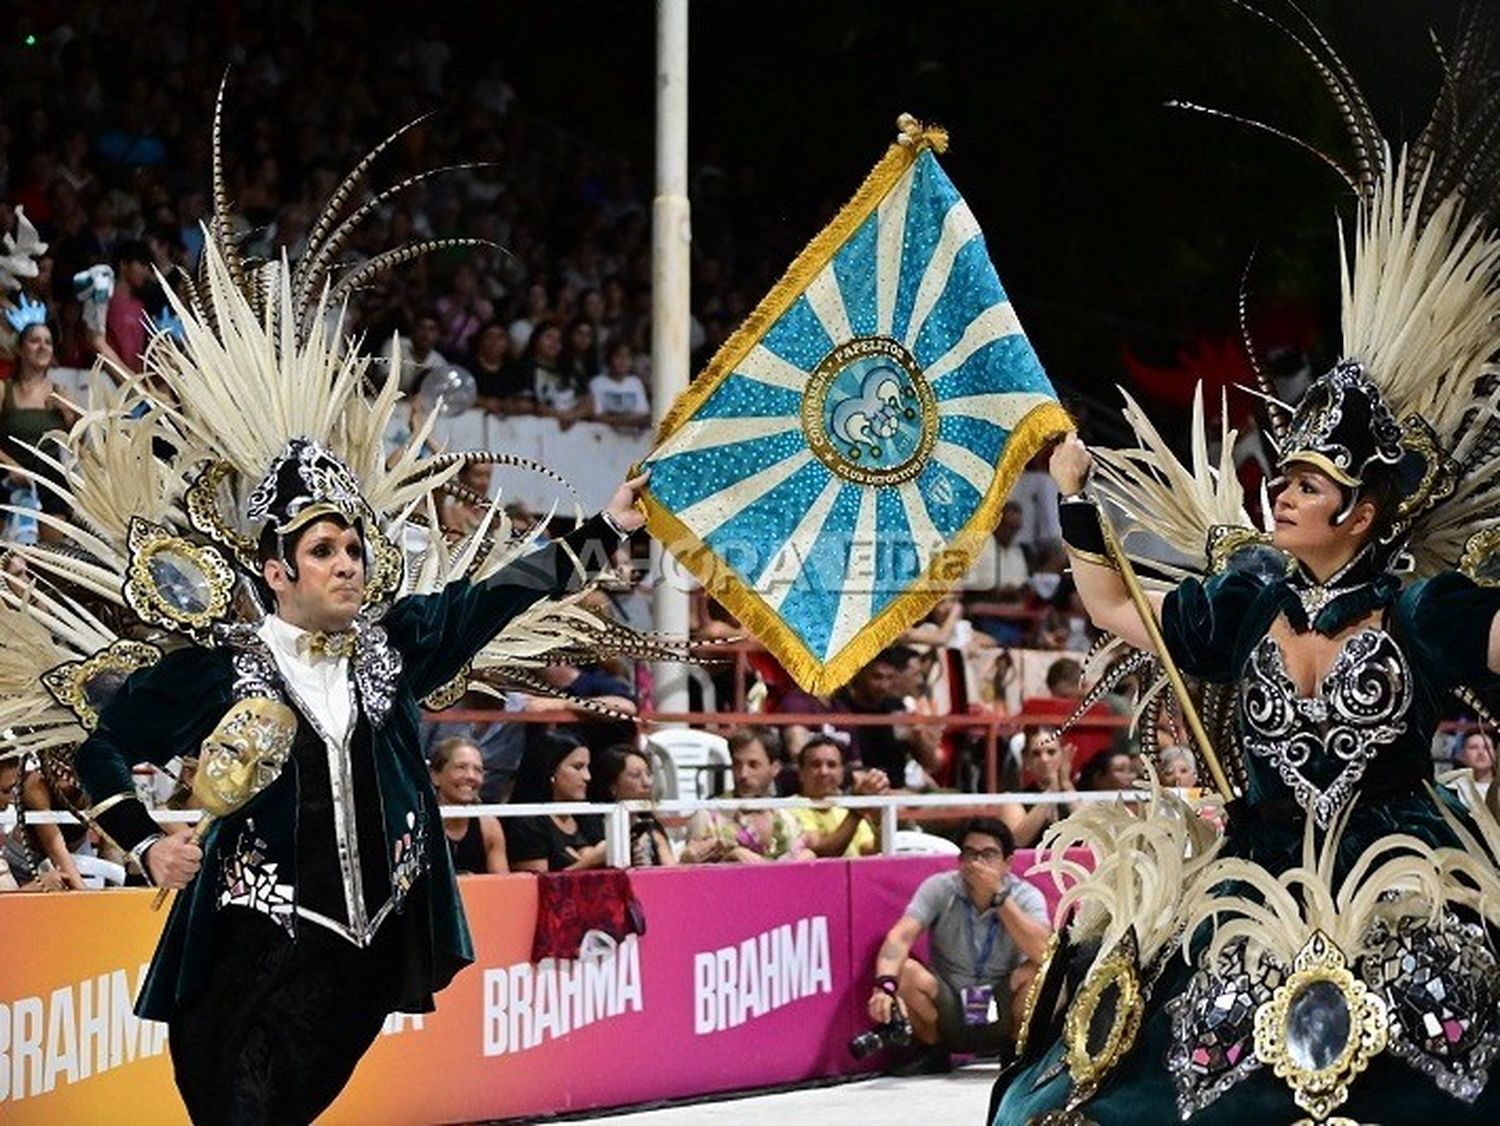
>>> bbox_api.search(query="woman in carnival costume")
[996,5,1500,1123]
[0,88,692,1123]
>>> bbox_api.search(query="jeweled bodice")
[1238,628,1413,827]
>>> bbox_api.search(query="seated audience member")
[996,727,1078,848]
[0,757,67,892]
[1022,656,1116,779]
[793,735,889,858]
[682,728,813,863]
[1,758,91,890]
[781,650,930,788]
[439,459,495,535]
[964,501,1035,645]
[398,309,447,394]
[1079,748,1140,791]
[429,737,508,874]
[589,744,675,867]
[589,340,651,429]
[868,818,1050,1072]
[1156,744,1199,790]
[888,645,948,789]
[507,735,607,872]
[470,318,533,414]
[1455,730,1495,794]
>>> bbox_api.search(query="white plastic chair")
[891,828,961,857]
[644,728,731,801]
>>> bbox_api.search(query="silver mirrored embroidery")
[1166,938,1285,1118]
[1239,629,1411,827]
[1361,914,1500,1103]
[218,821,295,935]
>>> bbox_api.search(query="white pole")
[650,0,692,717]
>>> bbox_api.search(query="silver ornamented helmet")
[1279,360,1457,530]
[244,438,373,537]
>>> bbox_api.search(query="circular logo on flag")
[803,336,937,485]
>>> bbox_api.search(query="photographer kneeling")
[865,818,1050,1074]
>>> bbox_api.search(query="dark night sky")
[435,1,1457,426]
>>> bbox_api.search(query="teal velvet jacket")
[76,516,619,1021]
[1161,564,1500,870]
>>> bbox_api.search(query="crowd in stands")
[5,7,1488,902]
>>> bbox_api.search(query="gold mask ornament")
[151,697,298,910]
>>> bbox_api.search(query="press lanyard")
[963,898,1000,973]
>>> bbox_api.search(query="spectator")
[782,650,930,787]
[507,734,607,872]
[429,737,508,874]
[518,320,591,428]
[888,645,947,789]
[589,339,651,429]
[1157,744,1199,790]
[1079,748,1139,791]
[868,818,1050,1072]
[400,310,448,394]
[1455,731,1495,798]
[468,319,531,414]
[1021,656,1116,778]
[966,501,1035,645]
[996,727,1078,847]
[440,460,495,535]
[1,759,90,890]
[508,279,553,354]
[1,317,80,544]
[1009,452,1062,553]
[682,728,813,863]
[793,734,889,858]
[561,316,600,386]
[589,744,676,867]
[436,263,494,355]
[104,238,153,375]
[0,757,67,892]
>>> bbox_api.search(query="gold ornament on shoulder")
[41,639,163,731]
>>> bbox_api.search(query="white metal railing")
[3,789,1156,868]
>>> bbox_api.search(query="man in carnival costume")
[993,4,1500,1123]
[0,96,672,1122]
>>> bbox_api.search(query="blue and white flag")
[643,120,1070,693]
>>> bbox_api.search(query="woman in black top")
[589,744,676,867]
[508,735,605,872]
[429,737,508,874]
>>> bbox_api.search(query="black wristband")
[874,974,899,995]
[1058,495,1114,568]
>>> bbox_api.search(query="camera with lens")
[848,1002,913,1059]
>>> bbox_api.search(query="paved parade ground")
[572,1061,998,1125]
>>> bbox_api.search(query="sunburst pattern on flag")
[642,120,1070,693]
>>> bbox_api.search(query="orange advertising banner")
[0,857,1033,1124]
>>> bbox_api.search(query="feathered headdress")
[0,79,701,777]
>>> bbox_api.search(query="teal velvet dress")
[993,561,1500,1124]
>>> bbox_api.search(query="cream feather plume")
[1178,803,1448,973]
[1089,383,1253,585]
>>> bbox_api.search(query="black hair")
[876,644,917,668]
[253,513,361,601]
[586,742,650,803]
[956,817,1016,857]
[796,733,848,768]
[511,731,588,804]
[114,238,151,267]
[1046,656,1083,693]
[1343,461,1405,541]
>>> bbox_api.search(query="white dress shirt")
[256,614,355,747]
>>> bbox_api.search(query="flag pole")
[1096,506,1237,800]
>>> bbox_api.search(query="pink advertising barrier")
[0,853,1087,1124]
